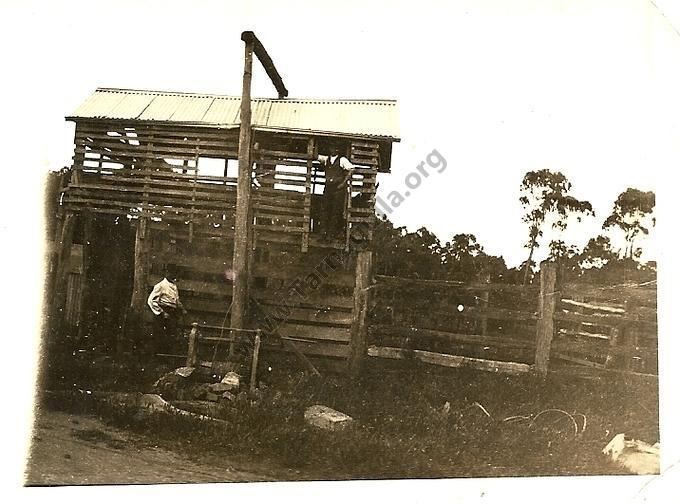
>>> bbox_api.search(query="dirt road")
[24,410,276,485]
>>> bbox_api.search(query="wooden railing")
[368,263,658,378]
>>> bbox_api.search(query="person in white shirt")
[317,147,354,241]
[147,266,187,357]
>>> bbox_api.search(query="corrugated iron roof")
[68,88,400,140]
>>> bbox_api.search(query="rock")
[208,361,242,375]
[220,372,240,391]
[139,393,169,411]
[603,433,660,475]
[221,391,236,402]
[304,405,353,431]
[151,372,186,400]
[206,392,220,402]
[190,383,210,400]
[173,367,195,378]
[442,401,451,415]
[208,382,234,394]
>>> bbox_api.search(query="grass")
[36,349,659,480]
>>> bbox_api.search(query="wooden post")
[478,271,490,336]
[51,211,76,333]
[78,213,94,339]
[127,218,151,351]
[535,261,558,377]
[302,137,314,252]
[129,218,151,314]
[623,299,639,372]
[186,322,199,367]
[349,251,373,377]
[604,325,621,369]
[250,329,262,393]
[230,35,255,357]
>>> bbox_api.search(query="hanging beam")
[241,31,289,99]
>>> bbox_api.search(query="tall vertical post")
[130,218,151,314]
[230,35,255,357]
[51,211,76,333]
[127,217,151,352]
[78,213,94,339]
[349,251,373,377]
[478,271,490,336]
[535,261,558,377]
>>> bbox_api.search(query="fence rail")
[369,262,657,378]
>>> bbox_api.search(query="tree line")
[372,169,656,287]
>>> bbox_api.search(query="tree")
[373,217,443,279]
[603,188,656,259]
[577,235,617,269]
[519,169,594,285]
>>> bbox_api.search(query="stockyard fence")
[368,261,658,379]
[55,245,657,379]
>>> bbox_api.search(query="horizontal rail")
[561,298,625,314]
[367,346,531,375]
[374,275,538,293]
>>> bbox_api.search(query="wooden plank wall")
[63,120,239,225]
[251,242,356,361]
[251,134,381,251]
[348,140,380,244]
[142,222,357,362]
[251,137,313,250]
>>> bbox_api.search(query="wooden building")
[52,85,399,373]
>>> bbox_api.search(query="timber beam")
[241,31,289,99]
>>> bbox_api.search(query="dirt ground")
[24,409,287,485]
[28,347,658,482]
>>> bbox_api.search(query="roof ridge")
[95,87,397,104]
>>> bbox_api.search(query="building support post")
[127,217,151,352]
[51,211,76,334]
[78,212,94,339]
[349,251,373,377]
[230,34,255,357]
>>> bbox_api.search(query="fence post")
[604,325,621,369]
[349,250,373,377]
[535,261,558,377]
[623,299,639,372]
[478,271,490,336]
[250,329,262,393]
[186,322,199,367]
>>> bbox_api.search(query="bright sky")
[2,0,679,267]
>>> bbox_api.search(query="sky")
[2,0,680,496]
[2,0,679,267]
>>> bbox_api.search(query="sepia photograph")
[2,0,680,501]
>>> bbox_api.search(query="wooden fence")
[367,262,658,378]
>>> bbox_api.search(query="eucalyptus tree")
[519,170,594,285]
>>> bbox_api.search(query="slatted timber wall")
[348,140,379,243]
[251,242,356,360]
[142,223,357,361]
[63,121,239,224]
[251,136,314,251]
